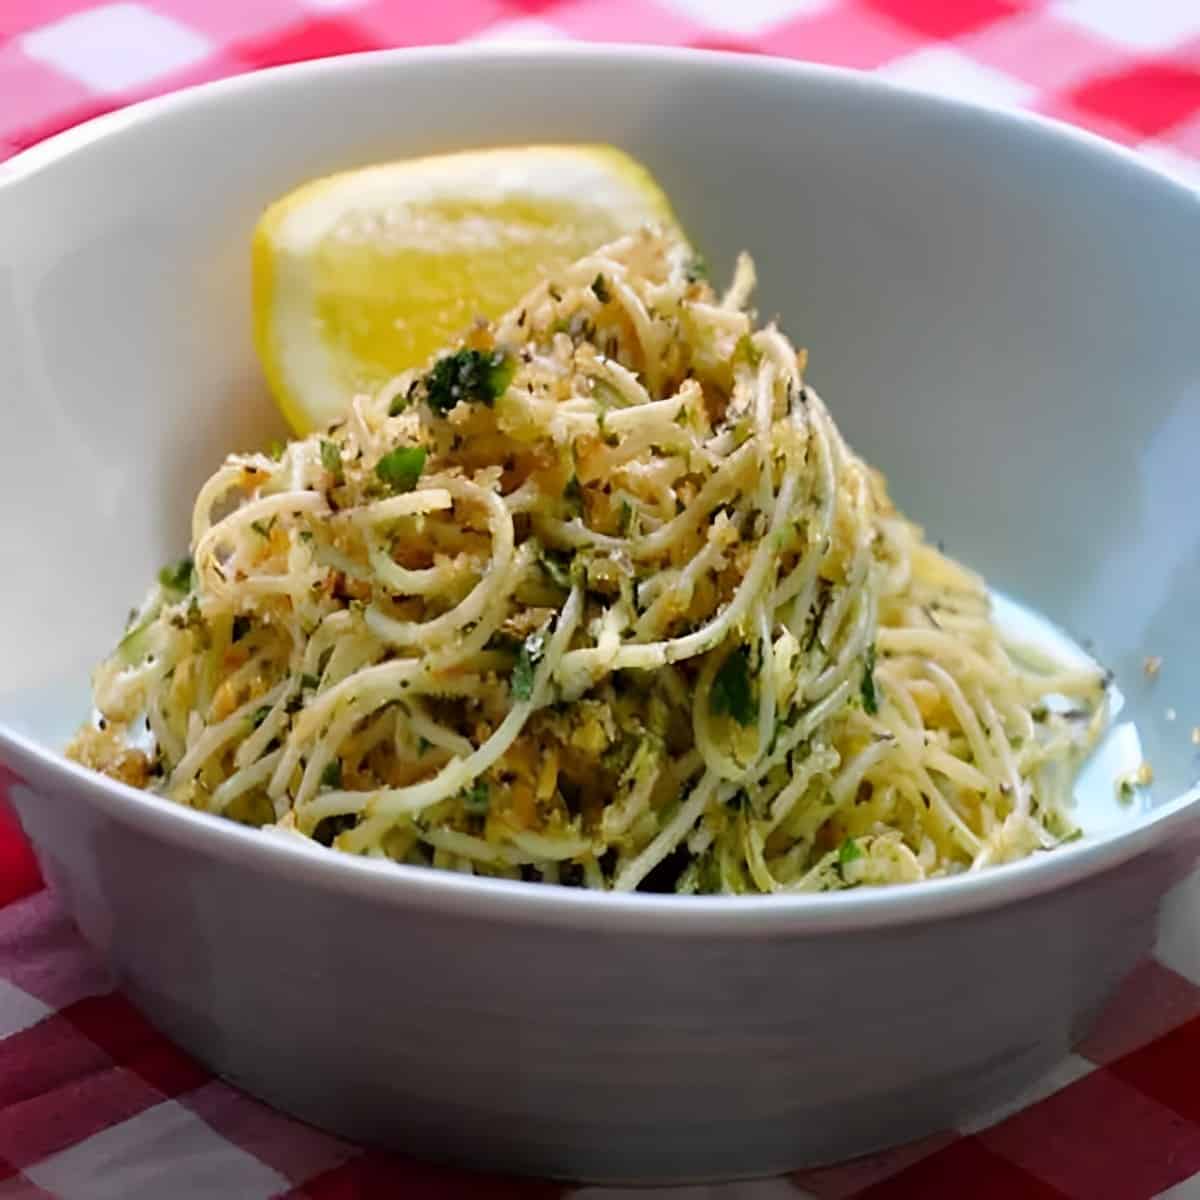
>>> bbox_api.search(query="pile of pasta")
[69,230,1109,893]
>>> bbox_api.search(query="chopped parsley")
[267,439,285,461]
[249,705,272,729]
[320,439,344,484]
[596,403,614,445]
[388,378,420,417]
[861,645,879,715]
[838,837,863,866]
[537,544,574,590]
[685,253,709,283]
[320,761,343,790]
[249,516,276,539]
[375,445,426,494]
[462,781,490,814]
[563,474,584,517]
[805,581,832,654]
[424,348,515,415]
[591,273,611,303]
[157,556,194,595]
[511,630,547,702]
[733,333,761,368]
[711,644,756,727]
[299,673,320,691]
[185,594,203,629]
[619,498,635,536]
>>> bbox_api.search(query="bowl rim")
[6,722,1199,935]
[2,43,1198,936]
[2,42,1197,201]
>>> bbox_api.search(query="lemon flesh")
[253,144,683,434]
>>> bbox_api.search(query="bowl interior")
[1,48,1197,831]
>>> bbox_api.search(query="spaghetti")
[68,229,1109,892]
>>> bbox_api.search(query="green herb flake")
[423,348,515,415]
[249,705,272,730]
[267,439,285,461]
[685,253,709,284]
[838,837,864,867]
[300,673,320,691]
[249,516,276,539]
[711,644,756,727]
[598,402,620,446]
[157,556,194,595]
[320,760,343,790]
[389,378,420,417]
[619,498,635,536]
[538,545,574,590]
[591,273,611,304]
[511,631,546,702]
[462,781,490,814]
[733,333,762,368]
[375,445,427,494]
[417,735,431,757]
[861,645,879,715]
[320,440,344,484]
[563,474,584,517]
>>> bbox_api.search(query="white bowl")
[1,46,1198,1185]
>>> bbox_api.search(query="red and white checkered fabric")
[1,0,1199,184]
[2,2,1200,1195]
[5,777,1200,1199]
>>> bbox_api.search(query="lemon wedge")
[252,144,683,434]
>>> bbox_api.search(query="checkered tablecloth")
[2,0,1200,182]
[2,2,1200,1197]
